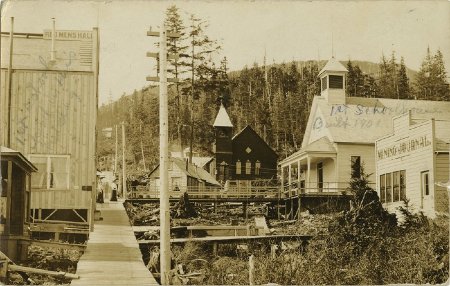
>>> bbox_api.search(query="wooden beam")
[146,76,179,83]
[8,264,79,279]
[146,52,179,60]
[43,209,58,221]
[147,31,181,38]
[5,161,13,234]
[72,209,87,223]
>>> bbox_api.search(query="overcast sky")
[1,0,449,104]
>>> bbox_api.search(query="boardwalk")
[71,200,158,285]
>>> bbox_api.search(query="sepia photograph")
[0,0,449,285]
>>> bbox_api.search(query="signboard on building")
[377,135,432,160]
[43,30,92,41]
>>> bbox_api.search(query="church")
[279,57,450,217]
[212,104,278,184]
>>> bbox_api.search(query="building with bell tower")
[213,104,234,182]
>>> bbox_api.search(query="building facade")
[376,112,450,217]
[280,57,450,217]
[1,27,99,226]
[213,105,278,184]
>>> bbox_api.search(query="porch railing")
[282,181,376,197]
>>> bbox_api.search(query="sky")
[1,0,449,104]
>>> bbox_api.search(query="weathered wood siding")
[435,153,449,213]
[1,30,98,211]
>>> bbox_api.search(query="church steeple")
[213,103,233,128]
[213,104,233,182]
[318,57,348,104]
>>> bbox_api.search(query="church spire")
[213,103,233,128]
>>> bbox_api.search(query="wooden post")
[139,122,147,171]
[114,125,118,174]
[159,23,171,286]
[249,254,254,285]
[5,161,13,235]
[7,17,14,148]
[122,122,126,199]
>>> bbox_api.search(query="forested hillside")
[97,5,449,176]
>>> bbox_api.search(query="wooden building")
[145,157,221,195]
[376,112,450,217]
[213,104,278,184]
[279,57,450,207]
[1,27,99,227]
[1,146,37,261]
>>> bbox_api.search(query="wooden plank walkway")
[71,200,158,285]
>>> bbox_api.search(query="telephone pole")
[121,122,126,199]
[114,124,118,174]
[147,22,180,285]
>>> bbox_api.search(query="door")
[317,162,323,192]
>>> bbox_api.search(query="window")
[236,160,242,175]
[400,170,406,201]
[351,156,361,179]
[317,162,323,192]
[255,161,261,175]
[321,76,328,91]
[422,171,430,196]
[393,171,400,202]
[329,75,344,89]
[29,155,70,189]
[380,174,386,203]
[245,160,251,175]
[385,173,392,203]
[219,162,227,182]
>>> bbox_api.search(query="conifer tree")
[397,57,410,99]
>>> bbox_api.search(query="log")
[8,264,79,279]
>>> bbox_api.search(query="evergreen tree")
[415,47,449,100]
[397,57,410,99]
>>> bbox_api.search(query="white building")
[280,57,450,218]
[376,111,450,217]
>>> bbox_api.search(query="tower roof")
[318,57,348,76]
[213,104,233,127]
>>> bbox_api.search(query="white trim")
[28,154,70,190]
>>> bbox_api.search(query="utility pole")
[147,23,180,285]
[121,122,126,199]
[140,121,147,171]
[114,124,118,174]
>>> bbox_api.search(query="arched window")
[245,160,251,175]
[236,160,241,175]
[255,161,261,175]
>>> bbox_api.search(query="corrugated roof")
[213,104,233,127]
[311,96,450,144]
[319,57,348,76]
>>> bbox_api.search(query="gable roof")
[213,104,233,127]
[149,157,221,186]
[302,96,450,146]
[232,125,278,157]
[281,137,336,164]
[318,57,348,76]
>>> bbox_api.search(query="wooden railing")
[128,185,280,199]
[128,181,374,199]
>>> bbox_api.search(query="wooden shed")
[0,146,37,261]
